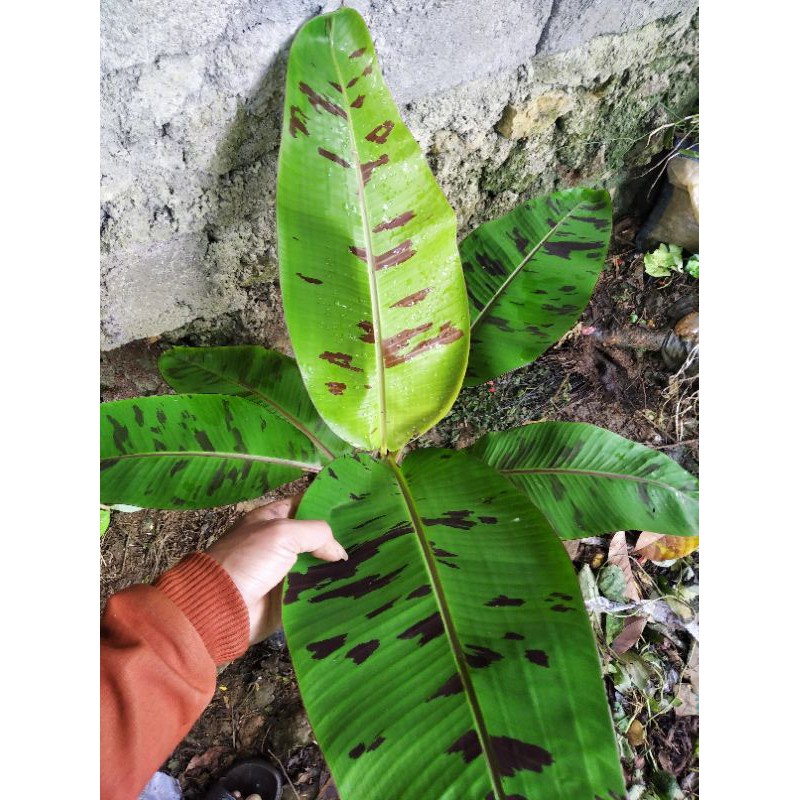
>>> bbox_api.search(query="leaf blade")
[470,421,699,539]
[462,188,612,385]
[277,8,469,452]
[158,346,350,461]
[100,394,318,509]
[283,449,624,799]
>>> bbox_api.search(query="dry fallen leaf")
[563,540,581,560]
[607,532,647,654]
[634,531,699,562]
[607,532,639,600]
[627,719,646,747]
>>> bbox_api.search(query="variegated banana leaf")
[158,346,350,462]
[277,8,469,454]
[462,188,612,385]
[100,395,319,509]
[470,422,699,539]
[283,449,624,800]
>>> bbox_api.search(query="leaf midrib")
[469,200,586,333]
[166,353,336,461]
[386,457,507,800]
[331,17,388,454]
[499,466,698,498]
[101,450,321,472]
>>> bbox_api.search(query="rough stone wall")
[100,0,698,350]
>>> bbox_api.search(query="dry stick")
[266,749,301,800]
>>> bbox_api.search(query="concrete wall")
[100,0,698,349]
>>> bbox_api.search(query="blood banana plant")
[100,8,699,799]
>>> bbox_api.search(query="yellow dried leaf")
[634,532,699,562]
[627,719,646,746]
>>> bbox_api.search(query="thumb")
[282,519,349,563]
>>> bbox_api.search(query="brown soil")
[100,215,699,799]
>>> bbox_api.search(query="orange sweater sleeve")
[100,553,250,800]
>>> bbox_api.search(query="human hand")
[207,496,347,644]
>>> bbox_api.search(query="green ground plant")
[100,9,699,799]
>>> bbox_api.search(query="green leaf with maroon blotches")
[100,394,319,510]
[461,188,612,385]
[283,449,624,800]
[277,8,469,454]
[470,421,699,539]
[158,346,351,462]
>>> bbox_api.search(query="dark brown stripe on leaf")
[360,154,389,184]
[362,63,373,77]
[492,736,553,776]
[346,639,380,665]
[329,81,343,93]
[349,743,365,759]
[297,272,323,284]
[373,210,415,233]
[346,75,359,89]
[311,567,406,603]
[326,382,346,395]
[421,509,475,529]
[542,240,603,259]
[350,47,366,58]
[285,524,409,604]
[375,239,415,271]
[318,147,351,168]
[406,584,431,599]
[366,597,399,619]
[349,245,367,262]
[398,611,444,646]
[350,94,365,108]
[367,736,385,751]
[486,595,525,607]
[319,352,362,372]
[289,105,309,137]
[465,645,503,668]
[391,287,430,308]
[446,730,481,764]
[357,321,375,343]
[384,322,463,368]
[507,226,530,253]
[476,250,506,276]
[307,634,347,660]
[366,120,394,144]
[299,82,346,119]
[525,649,549,667]
[428,673,464,700]
[504,631,524,640]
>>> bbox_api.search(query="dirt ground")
[101,213,699,799]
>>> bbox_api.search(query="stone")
[496,91,575,140]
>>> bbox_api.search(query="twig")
[267,748,301,800]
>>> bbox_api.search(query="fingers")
[246,494,303,522]
[279,518,349,563]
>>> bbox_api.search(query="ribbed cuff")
[154,552,250,664]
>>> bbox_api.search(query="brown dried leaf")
[563,539,581,560]
[607,531,639,600]
[611,615,648,654]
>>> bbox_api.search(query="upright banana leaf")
[284,450,624,800]
[462,188,612,385]
[100,395,319,509]
[277,8,469,454]
[470,422,699,539]
[158,346,350,461]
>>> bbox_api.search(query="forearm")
[100,553,249,800]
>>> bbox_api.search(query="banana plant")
[100,8,698,799]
